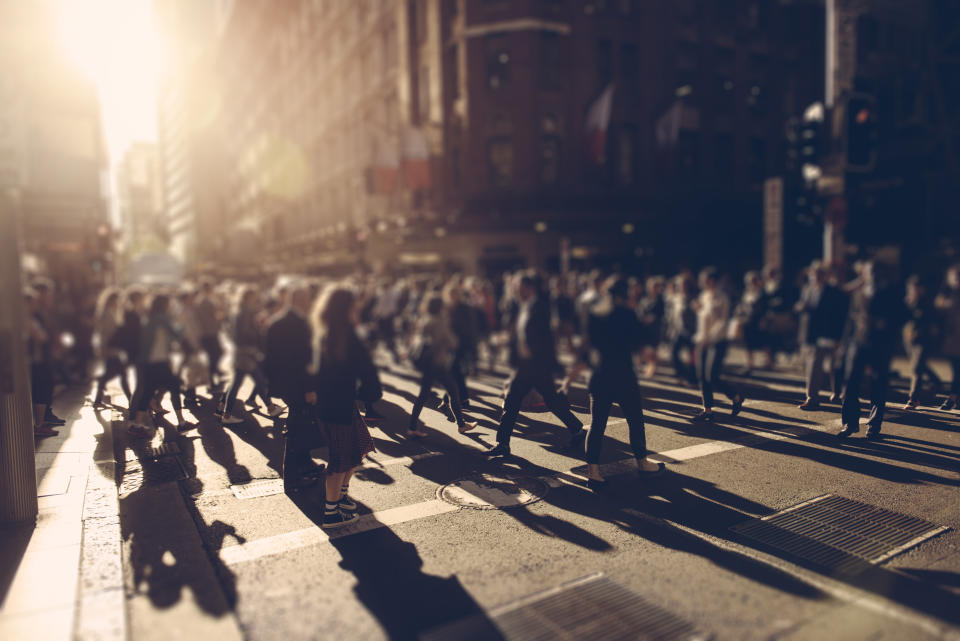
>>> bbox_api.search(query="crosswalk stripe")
[218,499,458,566]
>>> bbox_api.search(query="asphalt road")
[113,349,960,641]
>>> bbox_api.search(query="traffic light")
[845,93,878,172]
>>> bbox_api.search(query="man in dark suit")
[265,285,319,488]
[486,273,584,457]
[837,261,907,439]
[796,262,849,409]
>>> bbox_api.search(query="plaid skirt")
[318,412,376,474]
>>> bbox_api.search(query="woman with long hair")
[407,294,477,438]
[310,285,381,528]
[221,286,281,424]
[128,293,192,438]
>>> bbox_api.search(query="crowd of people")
[21,259,960,527]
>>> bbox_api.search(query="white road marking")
[218,499,458,566]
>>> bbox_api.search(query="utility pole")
[0,187,38,524]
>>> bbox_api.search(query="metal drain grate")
[231,479,285,500]
[731,495,949,575]
[421,574,710,641]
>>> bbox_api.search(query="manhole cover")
[731,494,949,575]
[231,479,285,500]
[437,474,547,510]
[422,574,711,641]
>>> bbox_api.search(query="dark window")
[486,35,510,89]
[414,0,428,43]
[715,133,734,182]
[616,125,636,185]
[677,131,699,180]
[540,137,561,185]
[488,138,514,188]
[746,83,766,118]
[619,43,637,88]
[748,136,766,184]
[417,65,430,123]
[540,31,563,90]
[597,39,613,86]
[856,15,879,64]
[717,77,735,113]
[448,45,460,99]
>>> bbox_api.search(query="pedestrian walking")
[24,288,58,437]
[837,261,908,439]
[732,271,770,374]
[795,262,849,410]
[308,285,381,528]
[637,276,666,377]
[407,294,478,437]
[265,285,322,489]
[445,280,479,411]
[486,273,584,457]
[92,287,132,408]
[221,287,282,424]
[666,274,698,385]
[563,277,665,489]
[195,280,225,389]
[903,275,942,409]
[128,294,192,439]
[935,264,960,410]
[692,268,745,422]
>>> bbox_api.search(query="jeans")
[907,344,942,402]
[586,380,647,464]
[802,343,836,401]
[223,366,271,414]
[131,362,182,415]
[840,343,892,432]
[200,334,223,383]
[409,364,466,428]
[696,341,738,410]
[670,334,696,384]
[496,364,582,447]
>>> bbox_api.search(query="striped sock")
[324,502,338,512]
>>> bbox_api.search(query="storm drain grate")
[730,494,949,575]
[142,456,188,484]
[421,574,711,641]
[231,479,285,500]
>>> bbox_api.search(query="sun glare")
[56,0,165,157]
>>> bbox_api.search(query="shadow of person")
[289,492,500,641]
[120,480,236,615]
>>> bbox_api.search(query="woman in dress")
[309,285,381,528]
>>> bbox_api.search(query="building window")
[485,35,510,89]
[413,0,428,43]
[488,138,514,188]
[596,39,613,86]
[619,43,637,89]
[448,45,460,99]
[540,137,561,185]
[540,32,563,90]
[616,125,636,186]
[715,133,734,182]
[677,131,699,180]
[417,66,430,124]
[748,136,766,184]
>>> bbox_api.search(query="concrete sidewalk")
[0,385,125,641]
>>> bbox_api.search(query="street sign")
[763,177,784,270]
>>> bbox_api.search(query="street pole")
[0,187,38,523]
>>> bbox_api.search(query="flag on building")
[402,128,431,190]
[372,143,399,194]
[655,101,683,149]
[584,83,615,164]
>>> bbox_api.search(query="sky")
[56,0,163,163]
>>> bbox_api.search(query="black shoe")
[567,429,587,452]
[940,397,957,411]
[692,410,714,423]
[865,430,883,441]
[485,444,511,457]
[586,478,608,492]
[829,393,841,404]
[731,395,745,416]
[321,508,359,529]
[836,425,859,439]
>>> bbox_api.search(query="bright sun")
[56,0,165,158]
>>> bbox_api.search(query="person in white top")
[692,267,745,422]
[92,287,132,407]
